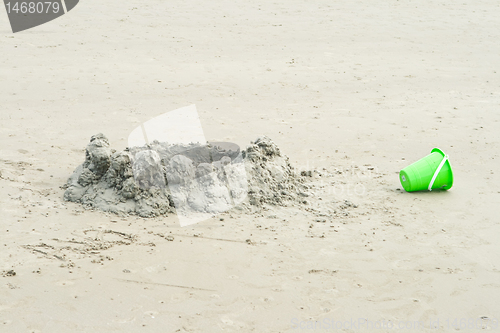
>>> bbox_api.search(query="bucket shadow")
[399,188,453,196]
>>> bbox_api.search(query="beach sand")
[1,0,499,331]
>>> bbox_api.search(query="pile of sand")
[243,136,308,206]
[63,134,309,218]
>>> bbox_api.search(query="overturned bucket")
[399,148,454,192]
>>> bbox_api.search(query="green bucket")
[399,148,454,192]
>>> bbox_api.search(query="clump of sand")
[64,134,310,218]
[243,136,308,207]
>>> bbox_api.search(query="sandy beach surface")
[1,0,499,332]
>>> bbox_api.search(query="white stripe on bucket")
[428,154,449,191]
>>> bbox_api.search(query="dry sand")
[1,0,500,332]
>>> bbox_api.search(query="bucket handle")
[428,154,449,191]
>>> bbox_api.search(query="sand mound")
[64,134,309,218]
[243,136,307,206]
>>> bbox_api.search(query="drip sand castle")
[64,134,310,221]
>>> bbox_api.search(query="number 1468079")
[5,1,61,14]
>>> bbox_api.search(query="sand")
[1,0,500,332]
[63,134,309,221]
